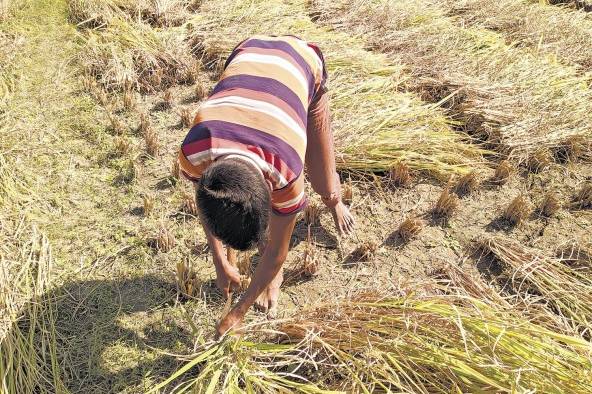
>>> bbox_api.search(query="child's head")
[196,158,270,251]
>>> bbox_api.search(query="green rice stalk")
[479,236,592,336]
[154,292,592,393]
[185,0,489,177]
[311,0,592,163]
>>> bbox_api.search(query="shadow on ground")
[9,275,195,393]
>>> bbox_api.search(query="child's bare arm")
[216,213,297,335]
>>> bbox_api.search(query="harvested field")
[312,0,592,163]
[1,0,592,392]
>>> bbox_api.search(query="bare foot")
[255,269,283,317]
[330,201,355,236]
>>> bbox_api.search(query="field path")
[2,0,143,275]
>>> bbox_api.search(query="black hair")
[196,158,271,251]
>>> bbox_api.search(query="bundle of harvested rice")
[153,291,592,393]
[311,0,592,163]
[479,236,592,335]
[432,0,592,72]
[79,17,197,92]
[185,0,488,177]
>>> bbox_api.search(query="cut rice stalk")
[479,236,592,335]
[399,216,424,242]
[153,290,592,393]
[433,188,459,217]
[78,17,197,92]
[539,192,561,217]
[502,194,531,225]
[311,0,592,162]
[185,0,489,177]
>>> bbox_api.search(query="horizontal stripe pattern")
[180,36,327,215]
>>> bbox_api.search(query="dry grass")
[479,237,592,335]
[539,192,561,217]
[388,162,411,187]
[546,0,592,12]
[431,0,592,71]
[186,0,489,177]
[398,217,424,242]
[78,16,198,92]
[68,0,197,28]
[492,159,512,185]
[502,194,531,225]
[312,0,592,162]
[433,188,459,217]
[0,227,66,393]
[527,149,552,173]
[553,136,591,163]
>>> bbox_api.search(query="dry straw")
[78,16,198,92]
[152,289,592,393]
[311,0,592,162]
[429,0,592,72]
[479,237,592,335]
[185,0,488,177]
[492,159,512,185]
[453,171,479,196]
[574,183,592,209]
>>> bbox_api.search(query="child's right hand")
[215,261,241,297]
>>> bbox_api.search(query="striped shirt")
[178,35,327,215]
